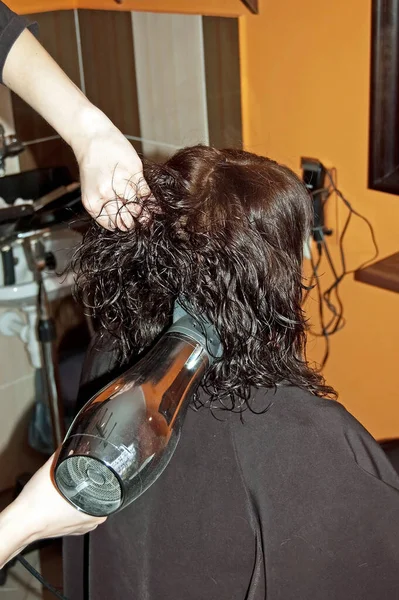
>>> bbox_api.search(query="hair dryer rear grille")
[56,456,122,516]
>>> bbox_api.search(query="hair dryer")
[53,304,221,517]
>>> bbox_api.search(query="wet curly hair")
[71,145,336,411]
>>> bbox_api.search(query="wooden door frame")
[369,0,399,195]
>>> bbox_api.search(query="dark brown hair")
[72,145,336,411]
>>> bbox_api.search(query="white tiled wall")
[0,356,37,489]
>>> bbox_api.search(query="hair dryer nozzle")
[55,451,123,516]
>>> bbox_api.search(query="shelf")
[354,251,399,294]
[8,0,76,12]
[10,0,253,16]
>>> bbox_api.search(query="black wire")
[309,245,330,369]
[320,234,345,333]
[324,169,378,335]
[302,245,322,304]
[305,231,344,339]
[17,555,69,600]
[304,166,379,366]
[321,207,352,334]
[326,168,379,273]
[301,180,333,306]
[305,188,339,330]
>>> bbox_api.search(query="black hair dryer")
[53,305,221,517]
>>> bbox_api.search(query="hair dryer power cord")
[16,554,69,600]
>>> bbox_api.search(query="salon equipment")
[0,123,25,177]
[301,156,330,243]
[0,167,82,301]
[0,204,34,286]
[0,168,84,591]
[32,183,80,213]
[0,172,83,445]
[54,305,221,517]
[0,226,80,309]
[31,236,66,446]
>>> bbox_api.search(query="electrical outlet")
[300,157,331,242]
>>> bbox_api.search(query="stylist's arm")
[0,455,106,568]
[2,27,149,231]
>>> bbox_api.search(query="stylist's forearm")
[3,27,147,231]
[2,29,109,152]
[0,502,36,568]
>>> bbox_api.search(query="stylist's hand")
[3,30,150,231]
[0,455,106,568]
[73,108,150,231]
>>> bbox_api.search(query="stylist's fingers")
[103,174,151,231]
[83,186,140,231]
[82,194,112,230]
[103,198,135,231]
[136,174,151,201]
[81,168,152,231]
[84,197,133,231]
[75,114,151,230]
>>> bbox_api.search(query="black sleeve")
[0,1,38,84]
[231,387,399,600]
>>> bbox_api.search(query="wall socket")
[300,156,332,243]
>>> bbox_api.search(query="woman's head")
[73,145,335,409]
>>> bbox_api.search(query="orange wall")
[240,0,399,440]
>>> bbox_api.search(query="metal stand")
[26,235,66,448]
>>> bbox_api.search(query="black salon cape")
[64,345,399,600]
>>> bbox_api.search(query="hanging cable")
[308,242,331,369]
[16,555,68,600]
[303,164,379,368]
